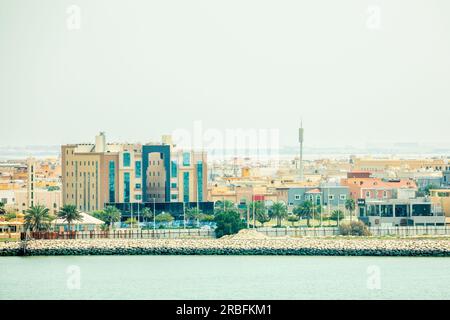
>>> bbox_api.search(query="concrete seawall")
[1,237,449,257]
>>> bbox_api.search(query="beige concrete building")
[15,189,62,214]
[62,132,142,212]
[430,189,450,223]
[170,150,207,203]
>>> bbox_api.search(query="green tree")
[155,212,174,224]
[293,201,313,227]
[186,207,203,227]
[214,210,245,238]
[269,202,288,227]
[103,206,122,229]
[58,204,83,231]
[345,198,355,221]
[142,207,153,226]
[287,214,299,227]
[248,201,265,226]
[256,211,271,227]
[24,204,54,232]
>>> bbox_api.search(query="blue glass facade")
[171,160,177,177]
[123,152,130,167]
[183,172,190,203]
[197,161,203,202]
[183,152,190,166]
[135,160,141,178]
[108,160,115,203]
[124,172,130,203]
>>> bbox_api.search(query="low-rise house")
[287,186,350,212]
[358,198,445,227]
[341,172,417,201]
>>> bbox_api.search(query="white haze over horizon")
[1,0,449,150]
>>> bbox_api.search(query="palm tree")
[186,207,203,227]
[214,200,235,214]
[58,204,83,232]
[269,202,288,227]
[103,206,121,229]
[345,198,355,222]
[293,200,313,227]
[142,207,153,227]
[24,204,54,232]
[330,209,344,225]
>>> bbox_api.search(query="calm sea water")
[0,256,449,300]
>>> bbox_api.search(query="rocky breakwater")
[1,230,449,256]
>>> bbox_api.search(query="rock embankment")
[1,231,449,257]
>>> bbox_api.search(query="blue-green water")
[0,256,449,299]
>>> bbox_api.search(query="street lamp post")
[153,197,156,234]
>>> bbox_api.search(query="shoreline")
[1,237,449,257]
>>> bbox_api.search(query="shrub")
[214,210,246,238]
[339,220,371,236]
[155,213,174,223]
[330,210,345,222]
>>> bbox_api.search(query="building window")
[123,152,131,167]
[183,172,190,203]
[383,191,388,198]
[135,194,142,201]
[171,194,177,200]
[339,194,346,200]
[124,172,130,203]
[295,195,301,200]
[135,183,141,189]
[328,194,334,200]
[135,160,141,178]
[171,161,177,177]
[183,152,190,166]
[109,161,115,203]
[365,191,370,198]
[197,161,203,201]
[171,183,177,188]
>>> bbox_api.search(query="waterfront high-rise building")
[62,133,208,212]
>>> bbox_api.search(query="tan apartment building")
[62,132,142,212]
[170,150,208,203]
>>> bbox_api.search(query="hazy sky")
[1,0,449,149]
